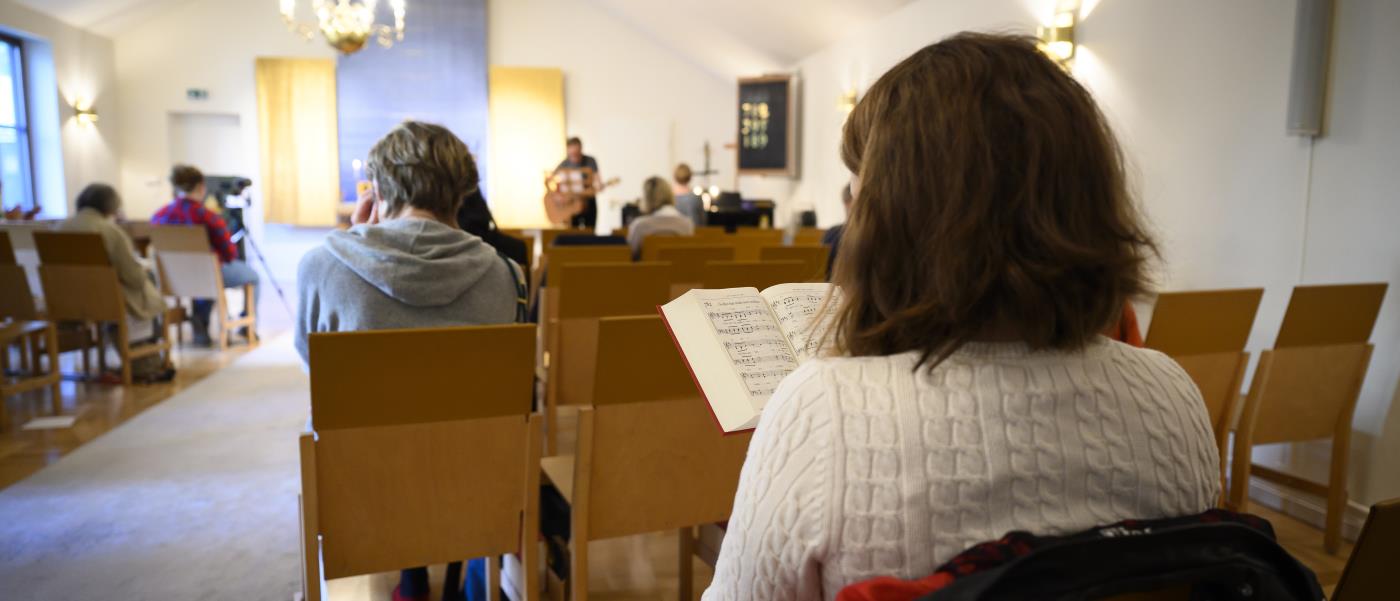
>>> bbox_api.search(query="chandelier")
[279,0,406,55]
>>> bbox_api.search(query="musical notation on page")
[697,291,798,403]
[765,284,841,362]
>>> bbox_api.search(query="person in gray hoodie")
[294,121,522,601]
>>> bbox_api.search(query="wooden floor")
[0,344,1353,599]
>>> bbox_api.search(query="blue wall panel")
[336,0,488,201]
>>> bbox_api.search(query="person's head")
[75,183,122,218]
[566,137,583,163]
[640,176,674,214]
[674,163,693,186]
[366,121,479,223]
[456,188,497,238]
[832,32,1155,366]
[170,165,205,201]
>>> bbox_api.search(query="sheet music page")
[694,288,799,408]
[761,283,841,362]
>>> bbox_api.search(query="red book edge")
[656,304,756,435]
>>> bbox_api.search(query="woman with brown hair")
[702,33,1218,600]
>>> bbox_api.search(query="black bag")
[919,516,1324,601]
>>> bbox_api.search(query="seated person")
[56,183,172,381]
[625,176,695,258]
[151,165,259,346]
[294,121,524,601]
[456,188,528,268]
[672,163,705,226]
[703,33,1218,600]
[821,183,853,279]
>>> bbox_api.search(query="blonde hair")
[366,121,479,221]
[641,176,674,214]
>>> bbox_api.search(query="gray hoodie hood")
[324,218,498,307]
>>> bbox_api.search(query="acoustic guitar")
[544,168,620,225]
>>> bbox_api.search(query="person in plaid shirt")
[152,165,259,346]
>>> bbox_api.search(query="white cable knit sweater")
[701,338,1221,601]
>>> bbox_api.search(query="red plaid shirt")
[151,197,238,263]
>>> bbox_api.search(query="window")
[0,34,33,212]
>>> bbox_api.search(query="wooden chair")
[792,227,825,246]
[539,316,752,600]
[758,245,828,282]
[1,236,96,380]
[701,260,809,290]
[639,235,718,262]
[34,232,172,386]
[537,245,634,375]
[0,319,61,429]
[656,245,735,298]
[1228,283,1387,554]
[0,224,47,304]
[727,230,784,261]
[546,262,672,455]
[150,225,257,350]
[1143,288,1263,502]
[694,226,727,237]
[300,324,541,601]
[540,228,595,252]
[1331,498,1400,601]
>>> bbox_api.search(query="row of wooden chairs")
[300,319,749,600]
[1142,283,1387,554]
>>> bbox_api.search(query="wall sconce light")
[1038,9,1077,64]
[838,88,859,114]
[74,102,99,126]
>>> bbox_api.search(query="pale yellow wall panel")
[256,58,340,226]
[489,67,565,229]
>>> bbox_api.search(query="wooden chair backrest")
[728,230,784,261]
[545,245,632,285]
[1143,288,1263,355]
[656,245,735,284]
[0,226,43,298]
[156,251,223,298]
[577,316,752,541]
[1240,343,1372,445]
[305,325,539,578]
[793,227,824,246]
[758,245,828,282]
[695,226,727,237]
[149,224,213,253]
[122,220,156,240]
[1332,498,1400,601]
[0,231,14,264]
[701,260,808,290]
[1170,352,1250,439]
[33,231,109,266]
[1274,283,1387,348]
[557,262,672,319]
[641,235,720,261]
[37,265,125,322]
[0,264,40,320]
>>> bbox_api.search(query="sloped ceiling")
[15,0,916,76]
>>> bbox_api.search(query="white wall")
[110,0,335,227]
[0,0,118,216]
[786,0,1400,506]
[487,0,735,233]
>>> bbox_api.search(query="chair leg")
[570,540,588,601]
[18,336,32,374]
[678,527,694,601]
[96,325,108,375]
[486,555,502,601]
[47,326,61,414]
[1228,439,1253,512]
[1325,435,1350,555]
[218,294,230,352]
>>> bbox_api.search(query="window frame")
[0,31,35,212]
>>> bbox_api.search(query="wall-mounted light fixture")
[74,102,99,126]
[838,88,859,114]
[1037,9,1077,64]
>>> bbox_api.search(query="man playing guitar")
[547,136,611,228]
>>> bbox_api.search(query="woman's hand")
[351,182,379,226]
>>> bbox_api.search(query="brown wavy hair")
[831,32,1156,367]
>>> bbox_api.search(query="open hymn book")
[659,283,840,433]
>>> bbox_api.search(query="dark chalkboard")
[737,75,797,176]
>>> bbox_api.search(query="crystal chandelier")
[279,0,406,55]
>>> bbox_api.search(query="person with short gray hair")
[294,121,524,600]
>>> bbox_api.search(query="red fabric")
[836,573,955,601]
[1104,302,1143,347]
[151,197,237,263]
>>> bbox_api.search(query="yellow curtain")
[488,67,565,228]
[255,58,340,226]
